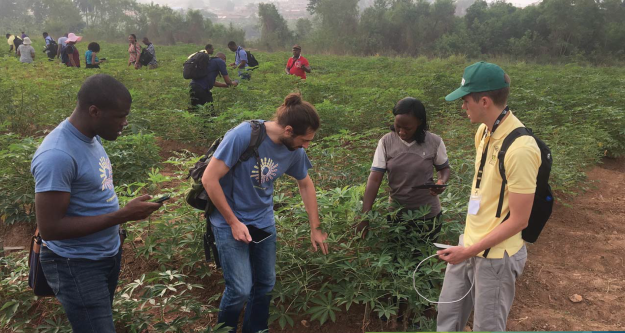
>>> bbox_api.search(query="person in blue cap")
[436,62,541,331]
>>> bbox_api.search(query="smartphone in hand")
[150,194,171,203]
[247,225,272,244]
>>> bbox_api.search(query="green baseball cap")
[445,62,509,101]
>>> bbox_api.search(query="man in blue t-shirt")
[202,93,329,333]
[31,74,162,332]
[190,52,238,110]
[227,41,251,80]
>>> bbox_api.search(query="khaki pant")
[436,235,527,332]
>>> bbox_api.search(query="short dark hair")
[205,44,213,50]
[470,73,511,107]
[5,34,10,38]
[77,74,132,112]
[273,93,320,136]
[129,34,137,40]
[88,42,100,52]
[228,41,236,47]
[392,97,429,144]
[43,32,48,36]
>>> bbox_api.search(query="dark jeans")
[212,224,276,333]
[189,83,213,107]
[40,246,122,332]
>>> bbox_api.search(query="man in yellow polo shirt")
[436,62,541,331]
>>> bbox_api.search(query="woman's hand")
[430,179,446,196]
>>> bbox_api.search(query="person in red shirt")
[285,45,311,79]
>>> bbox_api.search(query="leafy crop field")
[1,39,624,332]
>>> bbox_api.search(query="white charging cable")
[412,253,474,304]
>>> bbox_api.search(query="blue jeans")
[40,246,122,332]
[212,224,276,333]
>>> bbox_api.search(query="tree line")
[2,0,624,61]
[0,0,245,46]
[260,0,625,61]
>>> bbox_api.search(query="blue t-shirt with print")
[210,121,312,229]
[191,57,229,91]
[31,119,120,260]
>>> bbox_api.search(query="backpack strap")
[496,127,532,218]
[482,127,530,258]
[239,120,266,163]
[236,120,266,185]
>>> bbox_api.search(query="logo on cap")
[461,78,466,86]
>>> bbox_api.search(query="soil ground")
[3,154,623,332]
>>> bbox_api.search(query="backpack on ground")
[139,48,153,66]
[246,51,259,68]
[497,127,553,243]
[183,51,211,79]
[185,120,266,266]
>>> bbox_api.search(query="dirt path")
[508,157,625,331]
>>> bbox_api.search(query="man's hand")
[430,179,446,196]
[311,228,329,254]
[118,195,162,222]
[230,220,252,243]
[437,245,475,265]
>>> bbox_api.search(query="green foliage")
[103,133,161,186]
[0,40,624,331]
[258,3,293,52]
[0,134,39,225]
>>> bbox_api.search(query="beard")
[280,135,299,151]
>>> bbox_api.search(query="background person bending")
[189,52,238,112]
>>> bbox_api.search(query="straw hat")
[22,37,32,45]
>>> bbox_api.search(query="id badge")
[468,194,481,215]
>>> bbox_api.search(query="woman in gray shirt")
[17,37,35,63]
[359,97,451,240]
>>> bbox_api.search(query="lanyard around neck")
[474,106,509,190]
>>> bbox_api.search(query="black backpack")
[246,50,259,68]
[183,51,211,79]
[13,36,22,48]
[497,127,553,243]
[185,120,266,267]
[139,48,153,66]
[46,40,58,57]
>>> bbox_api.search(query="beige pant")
[436,235,527,332]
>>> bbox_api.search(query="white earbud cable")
[412,253,474,304]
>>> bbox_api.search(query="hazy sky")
[136,0,540,9]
